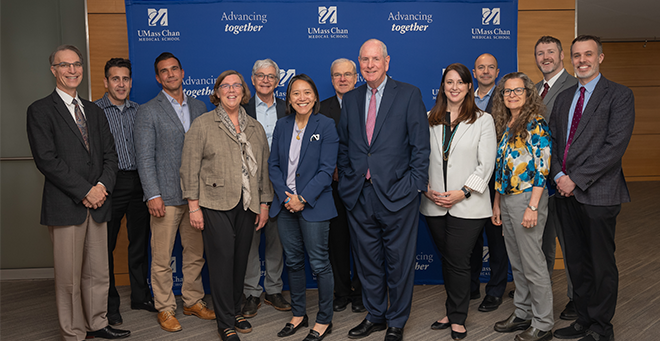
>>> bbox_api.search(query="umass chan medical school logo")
[137,8,181,42]
[471,7,510,40]
[308,6,349,39]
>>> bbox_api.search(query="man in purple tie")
[533,36,578,321]
[337,39,430,341]
[550,35,635,341]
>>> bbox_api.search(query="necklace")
[295,119,307,140]
[443,122,459,161]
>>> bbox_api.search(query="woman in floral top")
[490,72,555,341]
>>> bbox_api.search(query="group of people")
[27,34,633,341]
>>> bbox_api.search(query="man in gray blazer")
[134,52,214,332]
[240,59,291,318]
[551,35,634,341]
[27,44,129,340]
[533,35,578,321]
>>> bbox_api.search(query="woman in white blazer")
[421,63,497,340]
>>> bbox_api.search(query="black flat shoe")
[302,323,332,341]
[277,315,309,337]
[431,321,450,330]
[451,326,467,340]
[86,326,130,339]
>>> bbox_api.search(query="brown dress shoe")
[158,310,182,332]
[183,301,216,320]
[514,326,553,341]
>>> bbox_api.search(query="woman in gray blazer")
[421,63,497,340]
[180,70,273,341]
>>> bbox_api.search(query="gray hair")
[251,59,281,81]
[359,39,388,58]
[49,44,84,66]
[330,58,357,74]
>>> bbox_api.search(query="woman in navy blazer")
[268,74,338,341]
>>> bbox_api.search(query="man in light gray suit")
[533,35,578,321]
[134,52,215,332]
[551,35,634,341]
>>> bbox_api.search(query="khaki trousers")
[49,210,109,341]
[150,205,205,312]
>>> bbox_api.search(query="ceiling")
[578,0,660,42]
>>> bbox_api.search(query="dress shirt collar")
[544,68,566,89]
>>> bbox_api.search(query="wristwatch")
[297,195,307,205]
[527,204,538,211]
[461,186,471,199]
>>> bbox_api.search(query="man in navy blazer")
[240,59,292,317]
[320,58,365,314]
[26,45,128,340]
[551,35,634,341]
[338,39,430,341]
[134,52,214,332]
[534,35,579,321]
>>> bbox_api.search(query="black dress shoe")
[277,315,309,337]
[107,312,122,326]
[494,313,531,333]
[470,290,481,300]
[431,321,450,330]
[554,321,587,339]
[302,323,332,341]
[348,319,387,339]
[265,293,292,311]
[509,289,515,298]
[130,299,157,312]
[478,295,503,312]
[351,297,366,313]
[384,327,403,341]
[242,295,261,318]
[333,296,350,312]
[451,328,467,340]
[86,326,130,339]
[560,300,578,320]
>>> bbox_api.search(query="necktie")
[365,88,377,179]
[541,83,550,99]
[72,99,89,151]
[562,87,586,172]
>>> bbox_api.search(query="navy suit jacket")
[243,95,287,120]
[27,90,118,226]
[338,77,430,212]
[549,75,634,206]
[268,113,339,221]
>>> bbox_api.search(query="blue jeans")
[277,211,334,324]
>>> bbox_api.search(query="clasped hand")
[83,184,107,209]
[424,186,465,209]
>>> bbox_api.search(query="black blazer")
[242,95,287,120]
[27,90,118,226]
[320,95,341,126]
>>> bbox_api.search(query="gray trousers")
[500,190,554,331]
[542,194,573,300]
[243,217,284,297]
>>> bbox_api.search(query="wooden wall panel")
[630,87,660,135]
[518,10,575,83]
[519,0,575,11]
[600,42,660,87]
[88,0,125,14]
[623,135,660,181]
[88,13,129,101]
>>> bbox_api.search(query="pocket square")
[310,134,320,141]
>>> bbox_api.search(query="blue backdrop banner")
[126,0,517,293]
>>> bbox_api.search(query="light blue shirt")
[162,90,191,132]
[286,122,307,195]
[474,86,494,112]
[255,94,278,149]
[554,73,602,181]
[364,77,388,123]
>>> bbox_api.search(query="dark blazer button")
[296,173,300,177]
[367,153,371,157]
[361,173,365,177]
[212,183,217,187]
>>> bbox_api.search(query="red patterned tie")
[562,87,586,172]
[365,88,377,179]
[540,83,549,99]
[72,99,89,151]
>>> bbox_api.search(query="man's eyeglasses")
[53,62,83,69]
[255,73,277,81]
[332,72,355,79]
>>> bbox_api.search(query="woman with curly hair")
[490,72,554,341]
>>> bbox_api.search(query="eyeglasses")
[332,72,355,79]
[219,83,243,91]
[53,61,83,69]
[255,73,277,81]
[502,87,526,96]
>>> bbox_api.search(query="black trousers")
[328,181,362,300]
[470,173,509,298]
[556,196,620,337]
[107,170,151,314]
[427,214,487,325]
[202,205,255,331]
